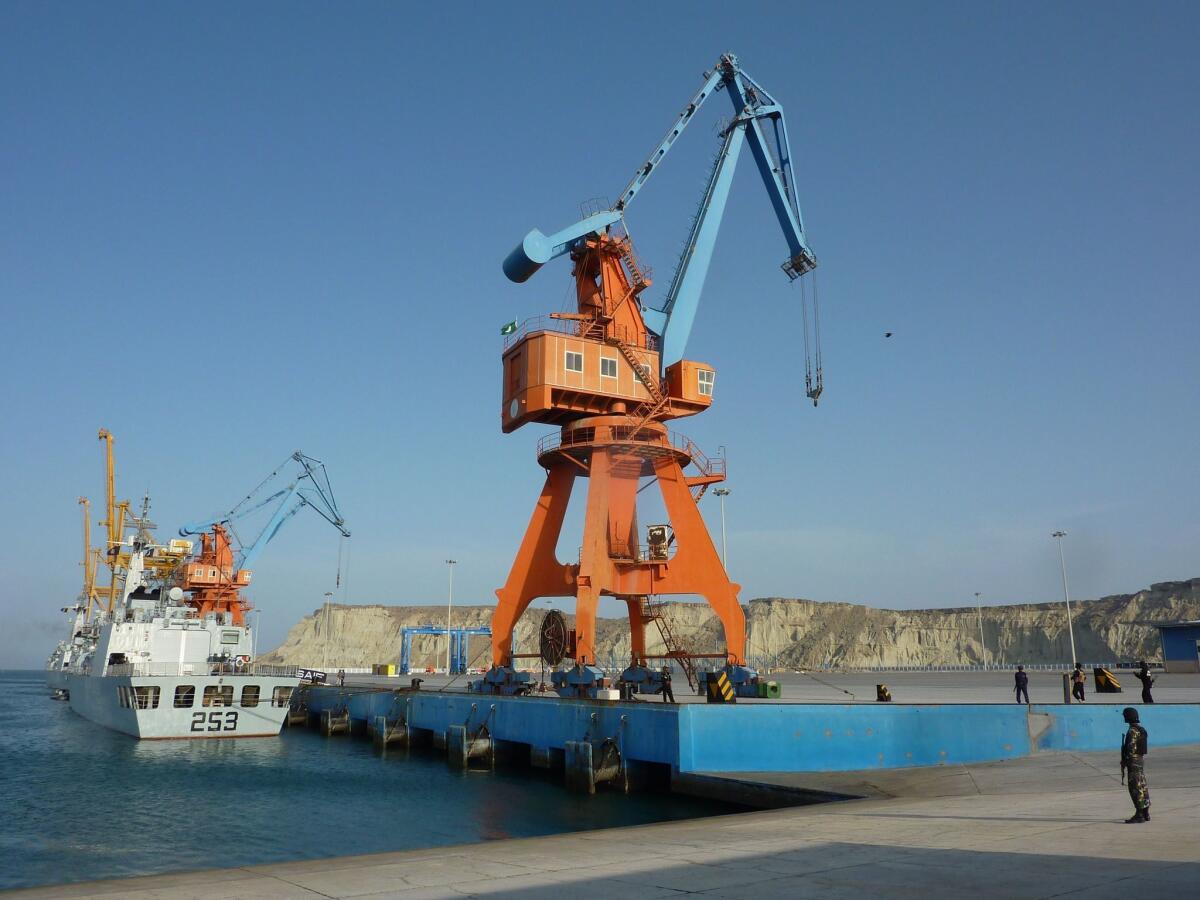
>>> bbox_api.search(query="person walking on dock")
[1120,707,1150,823]
[1134,662,1155,704]
[1014,665,1030,705]
[660,666,675,704]
[1071,663,1087,702]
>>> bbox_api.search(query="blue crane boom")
[501,52,821,401]
[179,451,350,573]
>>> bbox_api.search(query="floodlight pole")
[713,488,730,571]
[1052,531,1078,666]
[445,559,457,674]
[974,592,988,669]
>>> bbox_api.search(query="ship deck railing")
[72,662,301,679]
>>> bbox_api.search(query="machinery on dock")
[475,53,821,700]
[398,625,492,675]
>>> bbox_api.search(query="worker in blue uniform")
[660,666,675,703]
[1013,665,1030,704]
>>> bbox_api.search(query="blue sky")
[2,2,1197,667]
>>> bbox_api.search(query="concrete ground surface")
[12,746,1198,899]
[348,669,1200,705]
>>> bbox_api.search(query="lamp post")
[322,592,333,670]
[251,608,261,660]
[445,559,457,675]
[974,592,988,670]
[713,488,730,571]
[1051,531,1078,666]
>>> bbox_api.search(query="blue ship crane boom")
[502,52,822,401]
[179,451,350,573]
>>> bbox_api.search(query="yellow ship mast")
[77,497,101,620]
[97,428,130,615]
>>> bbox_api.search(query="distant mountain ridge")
[260,578,1200,670]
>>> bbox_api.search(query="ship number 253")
[191,711,238,732]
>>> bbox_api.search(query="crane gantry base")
[487,416,747,676]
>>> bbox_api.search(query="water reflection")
[1,671,737,890]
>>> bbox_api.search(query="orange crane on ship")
[474,53,822,699]
[177,452,350,625]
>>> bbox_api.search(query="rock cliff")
[260,578,1200,670]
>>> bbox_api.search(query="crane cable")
[800,276,815,398]
[798,272,823,405]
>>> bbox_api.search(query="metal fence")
[803,661,1160,674]
[91,662,300,678]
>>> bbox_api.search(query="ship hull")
[46,667,70,696]
[65,672,296,740]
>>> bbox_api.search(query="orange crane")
[477,53,820,699]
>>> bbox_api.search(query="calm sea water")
[0,670,737,890]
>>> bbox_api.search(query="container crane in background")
[178,452,350,625]
[479,52,822,699]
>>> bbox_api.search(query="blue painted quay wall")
[301,688,1200,774]
[1030,703,1200,754]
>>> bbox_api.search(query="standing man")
[1071,663,1087,702]
[660,666,675,704]
[1014,665,1030,705]
[1134,662,1155,704]
[337,668,345,687]
[1120,707,1150,823]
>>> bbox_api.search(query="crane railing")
[502,316,658,353]
[536,429,725,480]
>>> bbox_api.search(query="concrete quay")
[296,682,1200,782]
[12,745,1198,899]
[356,669,1200,705]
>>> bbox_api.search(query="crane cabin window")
[600,357,618,379]
[697,369,714,397]
[564,350,583,373]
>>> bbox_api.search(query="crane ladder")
[638,596,698,691]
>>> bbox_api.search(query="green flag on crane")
[500,320,518,336]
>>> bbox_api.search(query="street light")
[445,559,457,675]
[1051,531,1078,666]
[713,488,730,571]
[251,608,262,660]
[974,592,988,670]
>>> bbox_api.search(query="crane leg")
[491,466,577,667]
[624,596,648,666]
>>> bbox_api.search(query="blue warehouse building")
[1158,621,1200,673]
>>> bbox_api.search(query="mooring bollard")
[1062,672,1072,704]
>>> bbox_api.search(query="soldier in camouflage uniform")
[1120,707,1150,823]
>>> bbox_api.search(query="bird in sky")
[885,332,893,338]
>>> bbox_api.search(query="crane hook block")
[502,229,553,283]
